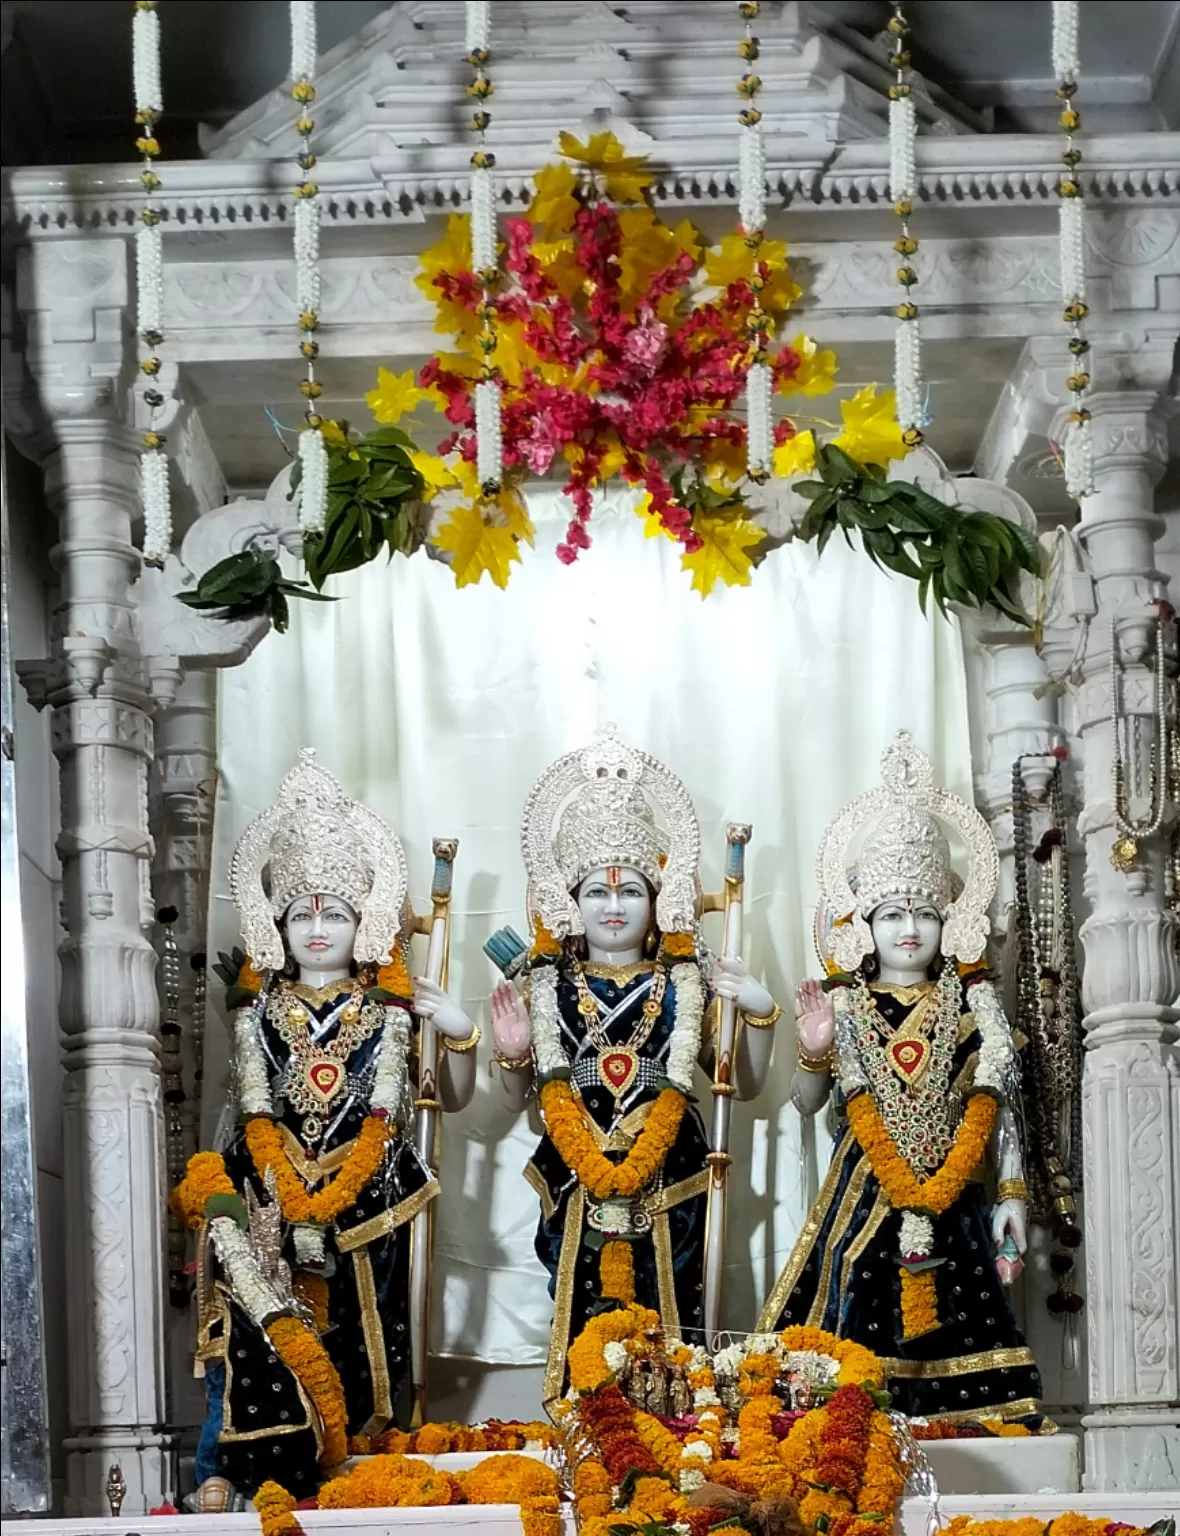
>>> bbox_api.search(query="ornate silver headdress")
[522,728,701,940]
[229,748,409,970]
[816,731,998,972]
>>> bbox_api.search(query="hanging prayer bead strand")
[1052,1,1094,500]
[888,2,923,447]
[133,0,171,566]
[736,2,770,481]
[290,1,328,535]
[467,1,502,494]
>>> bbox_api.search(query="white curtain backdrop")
[206,489,973,1363]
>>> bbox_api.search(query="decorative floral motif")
[539,1079,686,1200]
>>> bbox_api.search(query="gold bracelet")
[493,1049,532,1073]
[796,1049,834,1074]
[442,1022,481,1054]
[741,1001,783,1030]
[996,1178,1028,1203]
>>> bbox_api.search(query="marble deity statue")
[758,731,1041,1422]
[488,730,780,1402]
[173,750,476,1505]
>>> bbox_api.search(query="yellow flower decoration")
[319,419,360,457]
[705,230,788,291]
[408,451,456,500]
[636,493,676,541]
[431,503,524,589]
[772,428,817,478]
[681,512,764,597]
[366,367,441,425]
[832,385,911,467]
[529,162,580,237]
[415,214,478,339]
[779,332,838,398]
[557,130,654,203]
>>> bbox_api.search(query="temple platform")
[6,1491,1177,1536]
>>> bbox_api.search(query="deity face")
[869,898,943,980]
[576,866,653,956]
[283,892,360,974]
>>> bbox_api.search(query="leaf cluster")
[293,424,426,590]
[793,445,1043,625]
[177,425,427,631]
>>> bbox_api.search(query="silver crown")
[815,731,998,971]
[522,728,700,940]
[229,749,409,970]
[854,805,956,917]
[553,780,665,893]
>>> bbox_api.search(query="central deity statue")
[173,751,476,1506]
[488,730,779,1401]
[758,732,1042,1422]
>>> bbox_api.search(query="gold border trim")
[646,1169,710,1215]
[652,1210,682,1342]
[920,1396,1042,1424]
[523,1160,558,1223]
[280,1124,359,1185]
[806,1153,870,1327]
[219,1307,316,1447]
[543,1185,585,1410]
[335,1178,440,1252]
[353,1247,393,1435]
[880,1345,1037,1379]
[837,1187,890,1317]
[582,961,656,984]
[756,1131,858,1331]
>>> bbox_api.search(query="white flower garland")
[466,1,502,493]
[665,962,704,1092]
[965,977,1017,1097]
[132,5,163,118]
[899,1208,934,1259]
[888,48,923,441]
[603,1340,629,1375]
[133,0,170,568]
[474,378,504,490]
[745,362,772,479]
[293,195,322,316]
[888,94,917,203]
[528,965,568,1079]
[1051,1,1080,80]
[290,0,317,81]
[297,420,329,534]
[292,1222,326,1269]
[738,122,766,235]
[289,1,328,536]
[209,1215,287,1329]
[1058,193,1086,305]
[371,1003,413,1123]
[234,1004,273,1117]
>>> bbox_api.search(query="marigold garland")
[539,1079,685,1199]
[459,1453,563,1536]
[778,1325,884,1391]
[237,958,266,994]
[318,1454,458,1509]
[267,1314,348,1468]
[899,1266,939,1340]
[945,1521,1154,1536]
[254,1479,302,1536]
[170,1150,236,1230]
[244,1113,391,1225]
[600,1239,637,1304]
[845,1086,996,1216]
[374,1419,555,1455]
[376,947,413,1000]
[567,1303,661,1392]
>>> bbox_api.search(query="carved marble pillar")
[1066,392,1180,1491]
[13,238,174,1515]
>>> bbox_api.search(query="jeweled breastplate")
[267,980,385,1143]
[848,976,965,1174]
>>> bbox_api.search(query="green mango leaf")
[364,424,416,450]
[822,443,864,484]
[792,479,827,501]
[328,456,365,486]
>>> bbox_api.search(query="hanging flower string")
[467,1,503,498]
[290,0,328,535]
[888,2,923,448]
[735,1,770,481]
[1052,1,1094,500]
[133,0,170,567]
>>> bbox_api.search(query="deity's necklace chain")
[572,960,666,1056]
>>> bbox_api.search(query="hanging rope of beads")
[735,1,770,482]
[887,2,923,449]
[133,0,170,566]
[466,1,503,498]
[1052,1,1094,501]
[290,0,328,535]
